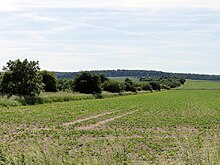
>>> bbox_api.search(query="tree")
[1,59,43,97]
[0,72,3,93]
[124,78,137,92]
[99,74,108,84]
[73,72,102,94]
[141,83,152,92]
[125,78,133,85]
[179,78,186,85]
[150,81,161,91]
[57,79,74,92]
[41,70,57,92]
[103,80,123,93]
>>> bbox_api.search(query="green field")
[178,80,220,90]
[0,81,220,164]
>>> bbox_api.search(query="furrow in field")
[77,109,140,130]
[62,110,121,126]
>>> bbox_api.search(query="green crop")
[0,88,219,164]
[178,80,220,90]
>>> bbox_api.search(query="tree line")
[0,59,185,99]
[56,69,220,81]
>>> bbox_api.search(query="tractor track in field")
[31,108,139,131]
[62,110,122,126]
[77,109,140,131]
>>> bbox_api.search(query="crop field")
[0,84,220,164]
[178,80,220,90]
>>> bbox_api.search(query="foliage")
[99,74,108,83]
[103,80,123,93]
[160,84,171,90]
[41,70,57,92]
[0,59,43,97]
[56,79,74,92]
[150,81,161,91]
[179,78,186,85]
[74,72,102,94]
[0,96,21,107]
[159,77,182,88]
[0,73,3,92]
[124,78,137,92]
[0,91,143,107]
[18,92,95,105]
[141,83,152,92]
[140,77,185,90]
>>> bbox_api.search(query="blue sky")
[0,0,220,74]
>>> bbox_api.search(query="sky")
[0,0,220,74]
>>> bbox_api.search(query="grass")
[0,96,21,107]
[0,89,219,164]
[178,80,220,90]
[0,91,145,107]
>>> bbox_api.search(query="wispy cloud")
[0,0,220,74]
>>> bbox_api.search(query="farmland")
[0,82,220,164]
[178,80,220,90]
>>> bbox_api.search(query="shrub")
[150,81,161,91]
[141,83,152,92]
[124,78,137,92]
[103,80,123,93]
[160,84,170,90]
[57,79,74,92]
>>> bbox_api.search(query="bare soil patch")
[78,110,140,130]
[62,110,121,126]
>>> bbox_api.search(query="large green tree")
[1,59,43,97]
[41,70,57,92]
[73,72,102,94]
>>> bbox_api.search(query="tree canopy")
[0,59,43,97]
[41,70,57,92]
[73,72,102,94]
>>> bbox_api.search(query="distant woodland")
[56,70,220,81]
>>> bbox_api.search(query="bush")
[179,78,186,85]
[160,84,170,90]
[150,81,161,91]
[124,78,137,92]
[0,96,21,107]
[141,83,152,92]
[103,80,123,93]
[137,87,142,91]
[94,93,103,99]
[57,79,74,92]
[16,93,96,105]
